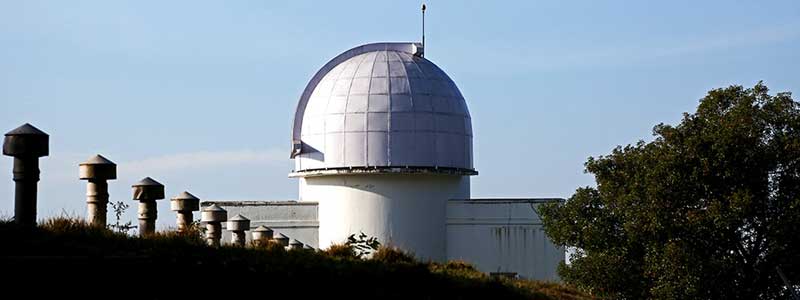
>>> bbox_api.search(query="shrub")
[324,243,357,259]
[371,246,416,264]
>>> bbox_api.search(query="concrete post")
[201,204,227,247]
[2,124,48,227]
[288,239,304,250]
[251,225,273,245]
[79,155,116,227]
[170,191,199,233]
[226,214,251,246]
[274,233,289,248]
[131,177,165,236]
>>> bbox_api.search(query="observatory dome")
[290,43,475,176]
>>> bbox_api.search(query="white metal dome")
[290,42,475,176]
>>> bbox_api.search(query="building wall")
[446,198,565,280]
[202,197,565,281]
[202,201,319,248]
[299,174,470,261]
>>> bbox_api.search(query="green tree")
[540,83,800,299]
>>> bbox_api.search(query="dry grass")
[508,280,594,300]
[371,246,417,264]
[324,243,358,259]
[250,239,288,251]
[1,217,592,300]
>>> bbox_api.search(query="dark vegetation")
[0,218,590,300]
[540,83,800,299]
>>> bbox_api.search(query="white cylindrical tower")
[290,43,476,261]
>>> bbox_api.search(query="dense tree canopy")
[540,83,800,299]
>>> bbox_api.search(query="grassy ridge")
[0,218,591,300]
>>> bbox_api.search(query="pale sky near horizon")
[1,1,799,229]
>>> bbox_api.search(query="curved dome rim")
[291,42,423,157]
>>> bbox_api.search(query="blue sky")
[1,1,799,228]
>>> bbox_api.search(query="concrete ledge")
[289,166,478,178]
[202,200,318,207]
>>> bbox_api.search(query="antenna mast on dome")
[421,3,426,57]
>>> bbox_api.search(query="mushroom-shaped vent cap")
[201,204,227,223]
[5,123,48,135]
[226,214,251,231]
[170,191,200,211]
[253,225,272,233]
[252,225,274,240]
[79,154,117,180]
[132,177,165,200]
[274,233,290,246]
[202,204,226,211]
[229,214,249,221]
[82,154,115,165]
[288,239,304,250]
[3,123,49,157]
[133,177,163,187]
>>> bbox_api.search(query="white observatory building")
[206,42,564,280]
[290,42,473,261]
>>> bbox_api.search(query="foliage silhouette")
[346,231,381,258]
[540,82,800,299]
[107,200,135,234]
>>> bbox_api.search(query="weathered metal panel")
[344,132,366,166]
[389,131,414,165]
[414,132,436,166]
[344,113,366,132]
[366,132,388,166]
[389,112,414,130]
[324,133,344,167]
